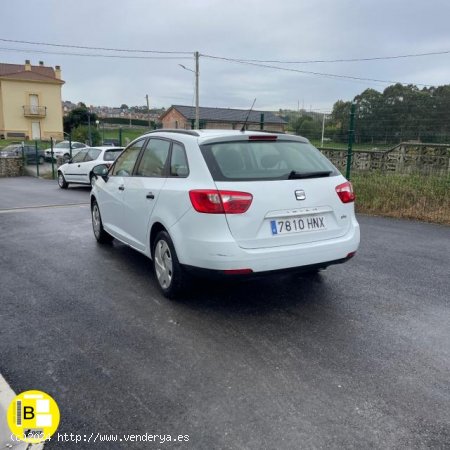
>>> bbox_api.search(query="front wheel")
[58,171,68,189]
[152,231,186,298]
[91,201,114,243]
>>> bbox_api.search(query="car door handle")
[118,185,125,191]
[146,192,155,199]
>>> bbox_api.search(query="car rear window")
[200,140,338,181]
[104,149,123,161]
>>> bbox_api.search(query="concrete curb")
[0,374,44,450]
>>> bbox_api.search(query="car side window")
[72,149,88,163]
[111,139,146,177]
[170,143,189,177]
[85,148,101,162]
[74,143,84,148]
[135,139,170,177]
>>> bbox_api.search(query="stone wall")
[319,143,450,176]
[0,157,24,177]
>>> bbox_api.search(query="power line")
[0,38,192,55]
[0,47,192,60]
[201,54,430,87]
[211,50,450,64]
[2,37,449,63]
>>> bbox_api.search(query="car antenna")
[241,98,257,132]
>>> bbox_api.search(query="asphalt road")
[0,177,449,449]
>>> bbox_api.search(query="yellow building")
[0,60,64,141]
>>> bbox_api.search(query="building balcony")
[23,105,47,117]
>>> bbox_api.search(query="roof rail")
[147,129,200,137]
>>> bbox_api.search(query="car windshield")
[104,149,123,161]
[200,140,338,181]
[54,142,70,149]
[1,145,20,152]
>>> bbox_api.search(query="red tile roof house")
[0,60,64,140]
[160,105,287,132]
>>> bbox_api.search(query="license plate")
[270,216,326,235]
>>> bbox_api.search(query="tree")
[288,115,322,140]
[120,104,129,110]
[64,105,98,134]
[330,100,351,142]
[71,125,101,146]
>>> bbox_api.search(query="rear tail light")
[223,269,253,275]
[335,181,355,203]
[189,190,253,214]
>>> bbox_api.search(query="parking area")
[0,177,449,449]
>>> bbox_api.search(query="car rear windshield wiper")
[287,170,333,179]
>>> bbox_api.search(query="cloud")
[1,0,449,111]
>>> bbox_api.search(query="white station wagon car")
[58,146,124,188]
[90,130,360,298]
[44,140,88,162]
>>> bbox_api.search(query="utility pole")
[195,51,199,129]
[346,103,356,180]
[179,53,200,129]
[145,94,151,129]
[321,114,326,147]
[87,109,92,146]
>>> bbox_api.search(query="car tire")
[57,171,68,189]
[152,231,186,299]
[91,200,114,244]
[39,156,45,165]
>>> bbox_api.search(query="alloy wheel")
[154,239,173,289]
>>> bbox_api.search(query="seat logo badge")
[295,190,306,200]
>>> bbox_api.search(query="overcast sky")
[1,0,450,112]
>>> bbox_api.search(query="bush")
[71,125,101,146]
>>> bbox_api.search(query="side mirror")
[93,164,109,182]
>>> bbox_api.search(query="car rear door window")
[170,143,189,177]
[135,139,170,177]
[104,149,123,161]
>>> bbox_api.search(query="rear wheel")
[91,200,113,243]
[39,156,45,165]
[152,231,185,298]
[57,171,68,189]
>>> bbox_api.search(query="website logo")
[7,390,60,444]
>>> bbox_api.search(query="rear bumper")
[182,253,355,278]
[172,218,360,272]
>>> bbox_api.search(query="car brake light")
[249,135,277,141]
[335,181,355,203]
[189,190,253,214]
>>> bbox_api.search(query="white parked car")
[44,140,88,162]
[58,146,124,188]
[90,130,360,298]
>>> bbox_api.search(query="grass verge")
[351,172,450,225]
